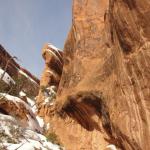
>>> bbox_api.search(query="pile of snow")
[0,68,15,84]
[0,114,62,150]
[0,93,42,133]
[19,91,37,113]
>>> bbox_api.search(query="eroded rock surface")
[0,45,40,97]
[45,0,150,150]
[0,93,42,133]
[0,45,63,150]
[37,43,63,118]
[0,94,62,150]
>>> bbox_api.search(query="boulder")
[0,93,41,133]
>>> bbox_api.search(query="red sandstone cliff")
[37,0,150,150]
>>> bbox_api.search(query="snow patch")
[0,125,11,137]
[46,70,55,75]
[26,97,37,113]
[48,43,60,52]
[0,93,27,105]
[19,91,26,97]
[0,68,15,84]
[0,113,62,150]
[19,91,37,113]
[4,139,61,150]
[26,114,42,133]
[45,49,62,65]
[26,97,35,106]
[43,86,56,105]
[36,116,45,128]
[0,113,16,122]
[19,70,38,85]
[106,144,117,150]
[0,93,42,133]
[46,123,50,130]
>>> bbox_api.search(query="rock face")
[0,44,39,97]
[45,0,150,150]
[0,45,20,77]
[0,93,41,133]
[0,45,63,150]
[40,43,63,88]
[37,43,63,117]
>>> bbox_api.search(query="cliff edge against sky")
[38,0,150,150]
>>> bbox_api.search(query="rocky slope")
[0,44,39,83]
[37,0,150,150]
[0,93,63,150]
[0,45,63,150]
[0,45,39,98]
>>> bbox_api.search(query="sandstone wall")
[48,0,150,150]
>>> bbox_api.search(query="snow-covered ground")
[19,91,37,113]
[0,114,62,150]
[19,91,45,130]
[0,93,36,116]
[0,64,63,150]
[106,144,117,150]
[0,93,42,133]
[0,92,64,150]
[0,68,15,84]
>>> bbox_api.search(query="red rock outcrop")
[40,43,63,88]
[0,45,63,150]
[44,0,150,150]
[37,43,63,117]
[0,45,20,77]
[0,94,41,133]
[0,44,39,97]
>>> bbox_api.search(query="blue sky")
[0,0,72,78]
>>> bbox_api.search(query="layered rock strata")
[0,45,39,97]
[0,44,39,84]
[37,43,63,118]
[44,0,150,150]
[0,93,41,133]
